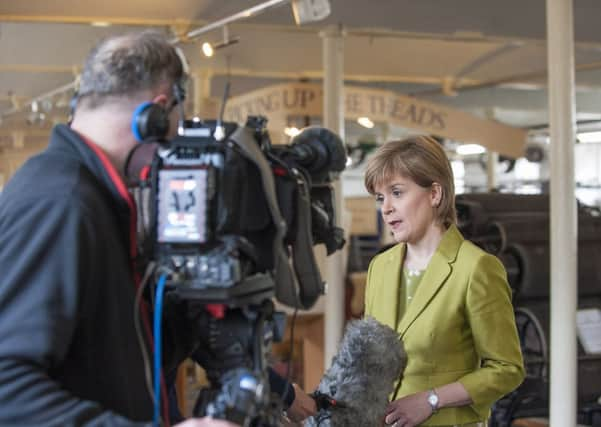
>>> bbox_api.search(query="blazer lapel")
[376,244,405,330]
[397,225,463,337]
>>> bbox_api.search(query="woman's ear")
[431,182,443,207]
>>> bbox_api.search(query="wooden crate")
[271,314,324,391]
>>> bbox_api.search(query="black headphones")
[131,101,171,142]
[130,81,186,142]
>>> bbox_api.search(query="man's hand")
[384,391,432,427]
[174,417,240,427]
[286,383,317,422]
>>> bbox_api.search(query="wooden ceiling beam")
[0,14,200,28]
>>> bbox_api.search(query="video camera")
[129,112,346,425]
[142,115,346,307]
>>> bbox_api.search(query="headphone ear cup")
[131,102,170,142]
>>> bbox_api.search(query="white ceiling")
[2,0,601,150]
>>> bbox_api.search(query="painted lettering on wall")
[225,87,321,123]
[223,83,526,158]
[365,94,446,130]
[225,84,446,131]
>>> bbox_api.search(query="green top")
[398,267,424,328]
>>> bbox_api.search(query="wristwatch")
[427,389,440,414]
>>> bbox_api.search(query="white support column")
[321,25,345,369]
[486,151,498,191]
[192,69,214,119]
[485,108,498,192]
[546,1,578,426]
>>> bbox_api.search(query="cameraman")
[0,30,235,427]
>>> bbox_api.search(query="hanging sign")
[224,83,526,158]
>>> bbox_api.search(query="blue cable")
[153,274,167,427]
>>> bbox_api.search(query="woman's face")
[373,174,440,244]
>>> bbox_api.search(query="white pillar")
[486,151,498,191]
[321,25,345,369]
[192,69,214,119]
[546,1,578,426]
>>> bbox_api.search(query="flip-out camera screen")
[157,169,208,243]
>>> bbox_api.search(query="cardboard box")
[344,197,379,235]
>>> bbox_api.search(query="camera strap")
[288,169,324,308]
[228,126,299,308]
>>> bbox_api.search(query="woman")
[363,136,524,427]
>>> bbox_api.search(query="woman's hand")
[384,392,432,427]
[286,383,317,421]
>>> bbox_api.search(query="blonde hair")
[364,136,456,227]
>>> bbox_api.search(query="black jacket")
[0,124,158,426]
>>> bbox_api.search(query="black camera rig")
[129,115,346,426]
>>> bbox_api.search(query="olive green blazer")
[365,225,524,426]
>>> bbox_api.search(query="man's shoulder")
[5,145,94,192]
[0,151,105,221]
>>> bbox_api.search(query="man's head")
[76,30,186,111]
[71,30,187,172]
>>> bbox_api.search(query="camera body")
[143,116,345,309]
[131,115,346,425]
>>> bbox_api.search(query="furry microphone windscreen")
[304,317,407,427]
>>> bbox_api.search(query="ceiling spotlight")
[357,117,374,129]
[291,0,331,25]
[201,37,240,57]
[202,42,214,57]
[201,38,240,57]
[201,25,240,58]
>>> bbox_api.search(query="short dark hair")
[364,136,457,227]
[77,30,185,109]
